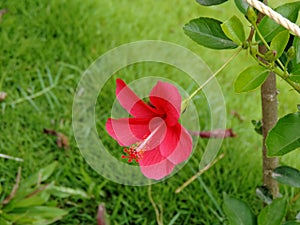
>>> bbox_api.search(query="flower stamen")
[121,120,164,163]
[122,145,145,163]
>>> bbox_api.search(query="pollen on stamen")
[121,145,145,163]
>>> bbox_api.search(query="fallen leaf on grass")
[0,92,7,102]
[43,128,69,149]
[191,128,237,138]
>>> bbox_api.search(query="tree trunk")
[259,0,279,198]
[261,72,279,198]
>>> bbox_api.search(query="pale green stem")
[254,23,270,49]
[251,44,300,93]
[148,185,164,225]
[182,48,242,112]
[273,67,300,93]
[10,84,55,105]
[254,23,286,72]
[253,24,300,93]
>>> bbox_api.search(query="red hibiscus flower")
[105,79,192,180]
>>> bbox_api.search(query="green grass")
[0,0,299,224]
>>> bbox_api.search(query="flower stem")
[148,185,164,225]
[182,48,242,112]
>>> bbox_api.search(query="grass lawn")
[0,0,299,224]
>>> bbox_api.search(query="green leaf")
[13,206,67,218]
[0,217,11,225]
[183,17,238,49]
[283,222,300,225]
[256,186,272,205]
[46,185,89,199]
[223,194,256,225]
[266,112,300,156]
[272,166,300,188]
[251,119,262,135]
[234,65,269,93]
[257,2,300,42]
[234,0,249,15]
[258,198,287,225]
[3,184,51,213]
[270,30,290,60]
[293,37,300,65]
[221,15,245,45]
[290,63,300,83]
[22,161,58,188]
[196,0,228,6]
[8,206,68,225]
[12,196,47,208]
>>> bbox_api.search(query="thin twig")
[175,153,225,194]
[185,48,242,103]
[2,167,21,205]
[25,183,50,198]
[246,0,300,37]
[0,153,23,162]
[148,185,164,225]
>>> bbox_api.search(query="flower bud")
[250,45,257,56]
[247,7,257,25]
[265,50,276,62]
[287,46,296,59]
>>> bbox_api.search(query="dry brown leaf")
[43,128,69,150]
[192,128,237,138]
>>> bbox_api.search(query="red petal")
[134,118,168,164]
[140,159,175,180]
[116,79,161,118]
[139,147,166,166]
[138,147,175,180]
[105,118,150,146]
[160,124,192,164]
[143,117,167,150]
[149,81,181,126]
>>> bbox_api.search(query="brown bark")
[259,0,279,198]
[261,72,279,197]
